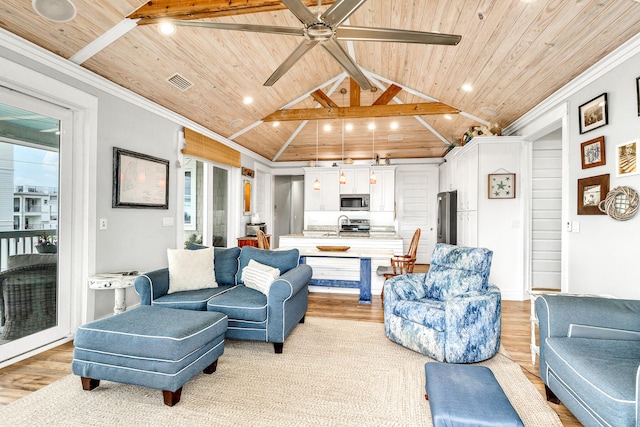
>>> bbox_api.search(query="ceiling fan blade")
[264,39,319,86]
[336,26,461,45]
[321,0,367,28]
[281,0,320,26]
[172,21,305,37]
[321,39,372,90]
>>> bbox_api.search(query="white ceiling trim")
[228,120,263,140]
[69,18,139,65]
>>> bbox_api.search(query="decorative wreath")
[598,186,639,221]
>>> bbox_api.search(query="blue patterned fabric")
[384,244,501,363]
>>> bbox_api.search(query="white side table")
[88,272,141,314]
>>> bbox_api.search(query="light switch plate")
[99,218,107,230]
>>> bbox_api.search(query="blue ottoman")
[425,362,524,427]
[72,306,227,406]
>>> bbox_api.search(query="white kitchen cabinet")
[457,211,478,247]
[304,168,340,211]
[455,144,479,212]
[370,167,395,212]
[340,168,370,194]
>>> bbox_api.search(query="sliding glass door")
[0,91,71,363]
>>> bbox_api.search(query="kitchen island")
[279,233,403,300]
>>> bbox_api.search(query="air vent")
[166,73,193,91]
[388,134,404,141]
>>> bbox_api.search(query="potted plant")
[36,232,57,253]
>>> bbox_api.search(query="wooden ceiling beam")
[310,90,338,108]
[372,84,402,105]
[130,0,337,25]
[263,103,459,122]
[350,78,360,107]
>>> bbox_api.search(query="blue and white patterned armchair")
[384,243,501,363]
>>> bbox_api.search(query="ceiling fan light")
[32,0,77,22]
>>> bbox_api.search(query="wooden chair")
[256,230,270,249]
[377,228,421,302]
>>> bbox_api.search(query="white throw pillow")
[167,247,217,294]
[242,259,280,295]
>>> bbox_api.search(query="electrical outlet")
[99,218,107,230]
[565,221,572,232]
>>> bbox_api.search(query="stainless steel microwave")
[340,194,370,211]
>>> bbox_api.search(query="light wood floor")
[0,293,581,426]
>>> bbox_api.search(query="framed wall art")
[616,140,638,177]
[488,173,516,199]
[636,76,640,116]
[112,147,169,209]
[580,136,606,169]
[577,174,609,215]
[579,93,608,134]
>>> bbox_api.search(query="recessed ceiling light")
[390,122,399,130]
[323,124,332,132]
[368,123,376,130]
[243,96,253,105]
[444,115,452,120]
[272,121,280,127]
[32,0,77,22]
[462,84,473,92]
[159,22,176,36]
[345,123,353,131]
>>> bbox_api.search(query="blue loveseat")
[384,243,501,363]
[135,246,312,353]
[536,294,640,427]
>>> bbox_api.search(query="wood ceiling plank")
[350,78,360,107]
[263,103,459,122]
[372,84,402,105]
[130,0,337,24]
[311,90,338,108]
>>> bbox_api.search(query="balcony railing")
[0,230,57,271]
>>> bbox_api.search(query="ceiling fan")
[169,0,461,90]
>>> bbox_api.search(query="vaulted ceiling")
[2,0,640,162]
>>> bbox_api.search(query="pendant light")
[370,121,377,184]
[314,121,321,190]
[339,119,347,185]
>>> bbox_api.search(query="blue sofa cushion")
[207,285,268,323]
[424,244,493,301]
[153,285,235,310]
[544,336,640,426]
[393,299,445,331]
[237,246,299,285]
[187,244,240,286]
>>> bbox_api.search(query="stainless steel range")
[339,218,370,237]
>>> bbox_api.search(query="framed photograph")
[577,174,609,215]
[112,147,169,209]
[488,173,516,199]
[579,93,608,134]
[636,77,640,116]
[616,140,638,177]
[580,136,606,169]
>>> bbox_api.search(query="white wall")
[508,36,640,299]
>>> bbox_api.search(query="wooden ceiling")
[2,0,640,162]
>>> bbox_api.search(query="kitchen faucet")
[337,215,350,231]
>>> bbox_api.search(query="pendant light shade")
[339,120,346,185]
[370,170,377,184]
[340,172,346,184]
[370,121,377,184]
[314,121,320,190]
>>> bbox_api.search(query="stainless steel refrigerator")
[437,191,457,244]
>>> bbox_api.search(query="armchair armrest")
[536,295,640,341]
[267,264,312,344]
[134,268,169,305]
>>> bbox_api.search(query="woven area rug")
[0,317,561,426]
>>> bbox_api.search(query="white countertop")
[283,233,402,239]
[298,247,394,258]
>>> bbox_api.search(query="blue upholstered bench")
[72,306,227,406]
[424,362,524,427]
